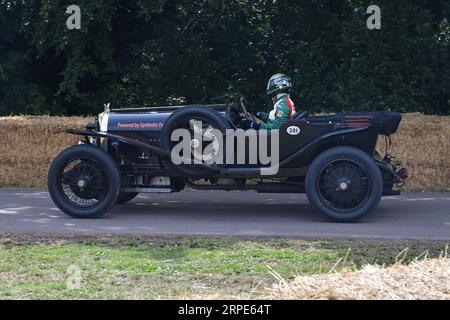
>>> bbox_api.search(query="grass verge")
[0,235,447,299]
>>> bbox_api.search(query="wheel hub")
[337,180,351,191]
[318,159,371,211]
[190,139,200,149]
[339,182,348,190]
[77,179,87,188]
[62,161,105,202]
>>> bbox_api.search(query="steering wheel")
[239,97,252,120]
[226,96,254,128]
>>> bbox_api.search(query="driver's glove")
[246,104,263,119]
[241,119,260,130]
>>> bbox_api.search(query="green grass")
[0,183,32,188]
[0,236,447,299]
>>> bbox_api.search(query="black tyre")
[48,145,120,219]
[116,192,139,204]
[160,105,230,177]
[305,146,383,222]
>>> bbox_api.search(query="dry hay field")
[266,255,450,300]
[379,113,450,191]
[0,114,449,190]
[0,116,94,188]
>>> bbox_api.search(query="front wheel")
[48,145,120,219]
[305,146,383,222]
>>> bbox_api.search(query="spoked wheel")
[60,160,108,207]
[318,159,371,211]
[48,145,120,218]
[185,118,221,164]
[160,106,230,177]
[306,147,383,222]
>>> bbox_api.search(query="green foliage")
[0,0,449,115]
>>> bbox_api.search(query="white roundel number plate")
[287,126,301,136]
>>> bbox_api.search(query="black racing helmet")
[266,73,292,96]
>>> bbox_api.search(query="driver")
[242,73,296,130]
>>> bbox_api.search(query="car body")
[48,97,407,221]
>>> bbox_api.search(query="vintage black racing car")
[48,96,408,222]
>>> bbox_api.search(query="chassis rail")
[65,126,373,175]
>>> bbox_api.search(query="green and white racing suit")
[258,93,296,130]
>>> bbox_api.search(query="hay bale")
[0,113,449,190]
[266,257,450,300]
[0,116,94,188]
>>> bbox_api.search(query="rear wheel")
[48,145,120,218]
[305,146,383,222]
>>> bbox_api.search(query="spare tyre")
[160,106,230,177]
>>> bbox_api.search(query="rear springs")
[383,153,408,187]
[382,135,408,188]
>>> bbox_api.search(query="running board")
[185,179,304,193]
[122,188,172,193]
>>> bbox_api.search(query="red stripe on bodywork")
[345,116,373,122]
[344,116,372,128]
[286,98,294,118]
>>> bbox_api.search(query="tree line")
[0,0,449,116]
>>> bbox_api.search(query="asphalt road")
[0,189,449,240]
